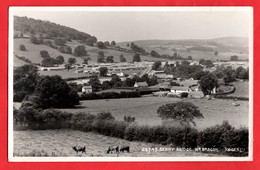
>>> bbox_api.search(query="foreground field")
[60,96,249,130]
[13,129,224,157]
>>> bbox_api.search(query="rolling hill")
[118,37,249,61]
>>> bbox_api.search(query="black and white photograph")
[8,7,253,161]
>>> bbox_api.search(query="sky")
[11,7,252,42]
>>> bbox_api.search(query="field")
[38,70,89,79]
[229,81,249,98]
[13,38,162,67]
[59,96,249,130]
[13,129,224,157]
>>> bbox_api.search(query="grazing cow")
[107,146,119,154]
[119,146,130,153]
[72,146,86,154]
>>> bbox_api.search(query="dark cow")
[107,146,119,154]
[72,146,86,153]
[119,146,130,153]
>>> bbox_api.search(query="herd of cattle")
[72,145,130,155]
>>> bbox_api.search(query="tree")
[40,50,50,58]
[214,51,218,56]
[74,45,87,57]
[106,56,114,63]
[65,64,71,71]
[199,74,218,95]
[88,77,102,92]
[111,41,116,46]
[102,81,111,90]
[54,38,66,46]
[13,65,39,102]
[110,75,122,87]
[19,44,26,51]
[132,53,141,62]
[182,60,190,66]
[56,55,64,65]
[68,58,76,65]
[122,78,134,87]
[104,41,110,47]
[157,102,203,127]
[119,54,126,62]
[83,57,91,64]
[33,75,79,109]
[235,66,249,80]
[199,59,205,65]
[41,57,57,67]
[152,61,161,70]
[84,36,97,46]
[30,36,40,44]
[127,43,129,47]
[97,41,106,49]
[188,56,192,60]
[99,67,108,77]
[97,51,105,63]
[202,60,214,68]
[151,50,159,57]
[230,55,239,61]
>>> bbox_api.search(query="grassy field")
[59,96,249,130]
[13,129,224,157]
[38,70,89,79]
[229,81,249,98]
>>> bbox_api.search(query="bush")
[40,50,50,58]
[180,92,189,98]
[19,44,26,51]
[79,91,141,100]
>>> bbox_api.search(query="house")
[170,86,192,94]
[134,81,148,88]
[82,86,92,93]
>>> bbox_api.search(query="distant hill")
[118,37,249,54]
[14,16,96,41]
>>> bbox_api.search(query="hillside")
[14,16,96,41]
[13,38,162,67]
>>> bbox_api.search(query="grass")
[59,96,249,130]
[38,70,89,79]
[13,129,225,157]
[229,81,249,98]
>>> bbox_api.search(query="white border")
[8,6,254,162]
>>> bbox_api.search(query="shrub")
[180,92,189,98]
[40,50,50,58]
[19,44,26,51]
[79,91,141,100]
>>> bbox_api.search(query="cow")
[72,146,86,154]
[119,145,130,153]
[107,146,119,154]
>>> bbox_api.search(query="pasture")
[13,38,161,67]
[59,96,249,130]
[229,81,249,98]
[13,129,223,157]
[38,70,88,79]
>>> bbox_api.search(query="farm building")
[82,86,92,93]
[134,81,148,88]
[171,86,192,94]
[189,91,204,98]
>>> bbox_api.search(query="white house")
[170,86,192,94]
[82,86,92,93]
[134,81,148,88]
